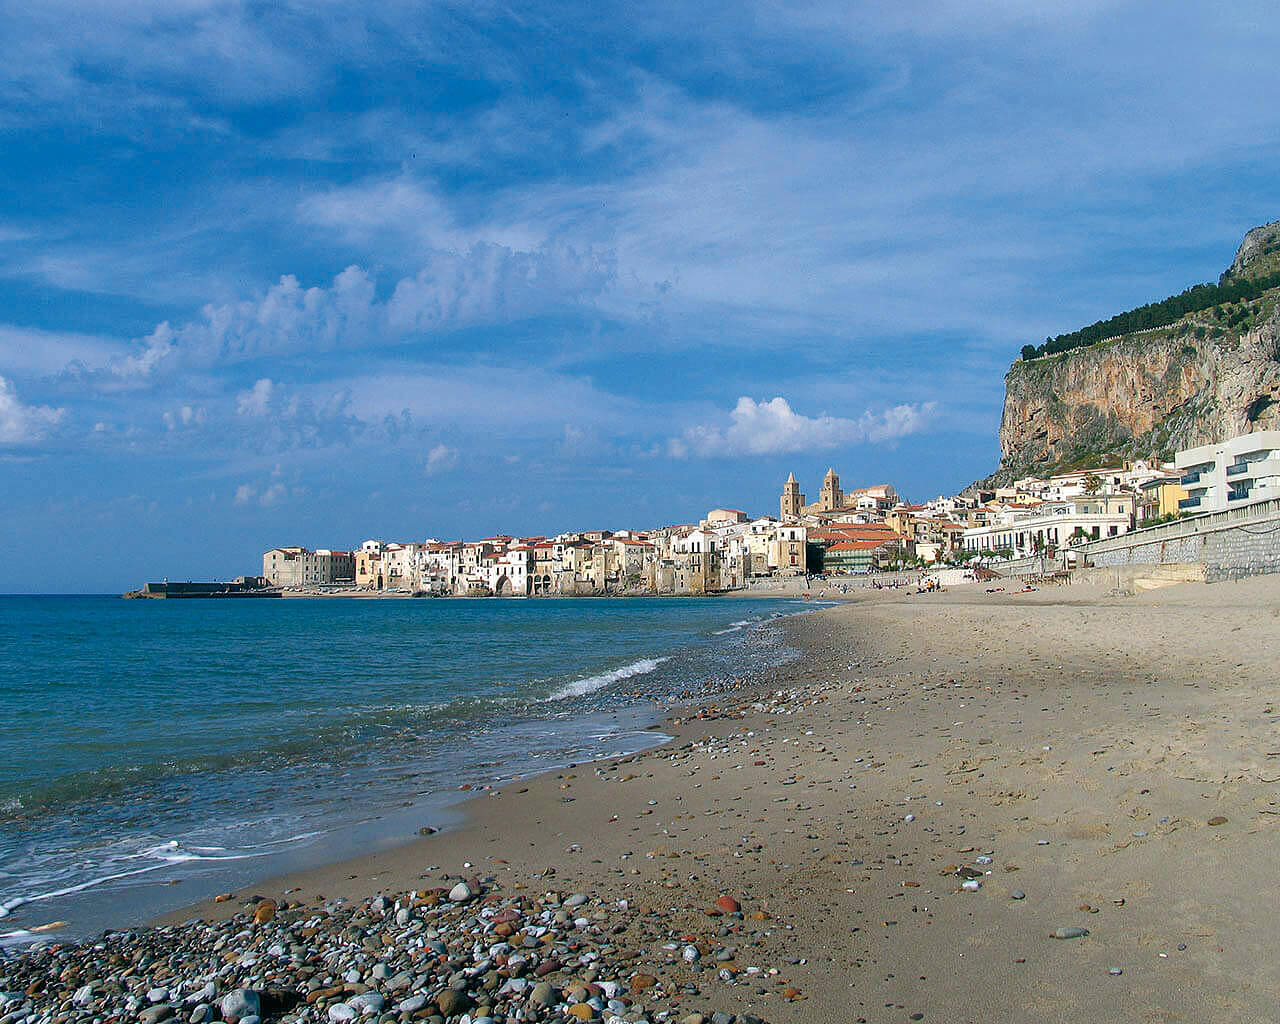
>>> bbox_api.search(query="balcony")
[1227,462,1250,477]
[1228,488,1252,503]
[1178,496,1202,510]
[1179,470,1203,485]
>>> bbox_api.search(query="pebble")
[1108,968,1123,976]
[436,989,470,1016]
[1050,927,1090,940]
[449,882,474,902]
[220,989,260,1023]
[1011,890,1026,900]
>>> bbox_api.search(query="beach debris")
[1208,816,1228,826]
[1011,890,1026,900]
[1050,927,1090,939]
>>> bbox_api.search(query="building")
[262,547,355,587]
[961,497,1133,560]
[843,484,899,512]
[1175,430,1280,514]
[816,467,843,512]
[768,524,807,575]
[1137,475,1187,522]
[780,473,805,520]
[823,540,892,573]
[705,508,749,526]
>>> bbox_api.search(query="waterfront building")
[1137,476,1187,522]
[823,540,892,573]
[961,497,1133,559]
[263,547,355,587]
[1175,429,1280,514]
[768,523,808,575]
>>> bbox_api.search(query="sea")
[0,594,809,947]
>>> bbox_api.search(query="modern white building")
[1175,430,1280,514]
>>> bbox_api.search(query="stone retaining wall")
[1076,498,1280,582]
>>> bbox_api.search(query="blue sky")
[2,1,1279,591]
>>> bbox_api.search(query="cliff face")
[994,223,1280,480]
[999,317,1280,475]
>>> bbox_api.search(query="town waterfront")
[0,594,805,945]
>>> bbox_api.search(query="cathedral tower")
[780,472,805,520]
[819,467,843,511]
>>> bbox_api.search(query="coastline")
[11,577,1280,1022]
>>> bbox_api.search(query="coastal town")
[245,427,1280,598]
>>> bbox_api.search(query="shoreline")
[0,595,813,951]
[9,576,1280,1022]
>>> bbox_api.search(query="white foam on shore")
[0,831,329,931]
[546,657,670,701]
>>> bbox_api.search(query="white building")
[962,498,1132,560]
[1175,430,1280,514]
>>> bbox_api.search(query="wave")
[0,830,328,924]
[546,657,669,701]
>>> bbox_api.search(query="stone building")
[780,473,805,520]
[262,547,355,587]
[817,467,843,511]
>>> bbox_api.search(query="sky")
[2,1,1279,592]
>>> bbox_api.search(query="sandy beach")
[10,575,1279,1023]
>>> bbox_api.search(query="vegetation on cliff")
[1021,268,1280,361]
[1020,222,1280,362]
[981,221,1280,487]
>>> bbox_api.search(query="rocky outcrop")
[1224,219,1280,281]
[993,224,1280,480]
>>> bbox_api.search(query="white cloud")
[425,443,458,474]
[236,377,274,416]
[234,481,287,506]
[162,404,206,430]
[88,244,612,383]
[671,396,936,457]
[0,376,64,443]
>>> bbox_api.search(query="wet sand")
[151,574,1279,1022]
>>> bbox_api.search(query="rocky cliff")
[993,222,1280,480]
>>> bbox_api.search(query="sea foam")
[546,657,670,701]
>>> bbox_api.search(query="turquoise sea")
[0,595,806,945]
